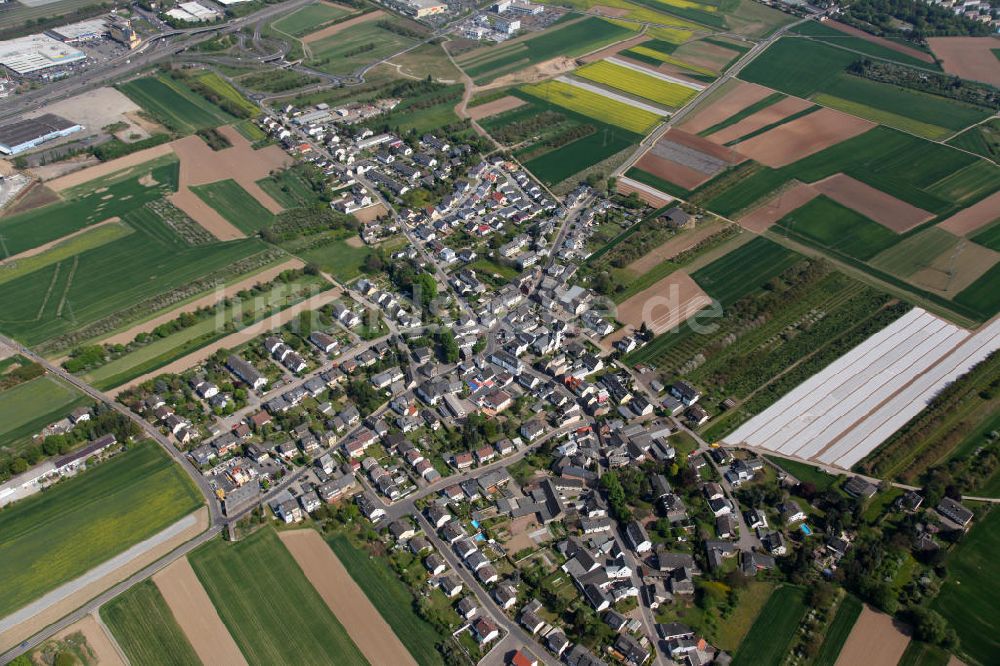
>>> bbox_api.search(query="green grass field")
[763,455,840,492]
[933,507,1000,666]
[287,230,372,283]
[714,581,775,651]
[0,202,267,347]
[257,168,324,208]
[898,642,951,666]
[813,595,862,666]
[374,84,463,133]
[0,375,90,455]
[700,127,999,221]
[971,219,1000,251]
[738,37,988,140]
[191,179,275,234]
[101,580,201,666]
[954,262,1000,317]
[272,1,354,37]
[690,235,803,306]
[328,534,445,666]
[190,528,368,666]
[458,17,635,84]
[119,75,237,134]
[192,71,260,118]
[0,443,202,618]
[0,222,134,287]
[0,159,176,258]
[789,20,940,69]
[948,118,1000,164]
[575,60,698,108]
[869,227,958,276]
[774,195,900,261]
[308,20,420,76]
[732,586,808,666]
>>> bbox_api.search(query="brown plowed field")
[706,96,813,144]
[677,80,774,134]
[278,530,417,666]
[660,128,745,164]
[170,126,290,241]
[617,177,673,207]
[834,606,909,666]
[636,153,711,190]
[47,144,176,192]
[352,202,389,223]
[154,558,247,666]
[303,10,384,43]
[733,108,874,167]
[626,220,727,273]
[615,270,712,335]
[910,240,1000,297]
[814,173,933,233]
[928,36,1000,87]
[737,182,818,232]
[828,20,935,63]
[467,95,526,120]
[937,190,1000,235]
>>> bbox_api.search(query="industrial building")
[0,113,82,155]
[47,18,108,42]
[402,0,448,17]
[0,34,86,75]
[166,1,220,22]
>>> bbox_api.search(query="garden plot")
[725,308,1000,469]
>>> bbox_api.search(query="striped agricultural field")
[520,78,665,134]
[606,57,705,90]
[571,63,696,110]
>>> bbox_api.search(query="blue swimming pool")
[801,524,812,535]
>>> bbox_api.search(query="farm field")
[971,219,1000,250]
[834,606,911,666]
[80,274,326,390]
[0,202,268,347]
[519,79,663,134]
[490,94,642,185]
[118,76,237,134]
[0,375,90,455]
[307,20,421,76]
[954,261,1000,315]
[773,195,899,262]
[789,20,937,69]
[575,59,699,108]
[725,309,1000,469]
[948,118,1000,163]
[457,17,635,85]
[737,37,990,139]
[689,235,801,306]
[327,534,446,666]
[389,43,463,81]
[371,83,463,133]
[0,443,202,618]
[191,179,275,235]
[284,230,372,283]
[101,580,201,666]
[0,158,177,258]
[897,642,951,666]
[732,586,807,666]
[933,507,1000,666]
[189,528,368,666]
[869,228,958,277]
[257,167,323,209]
[712,581,775,651]
[272,1,355,37]
[0,222,134,287]
[813,595,862,666]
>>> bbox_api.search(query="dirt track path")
[278,530,417,666]
[154,558,247,666]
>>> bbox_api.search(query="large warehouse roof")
[0,114,79,151]
[0,34,86,74]
[48,18,108,41]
